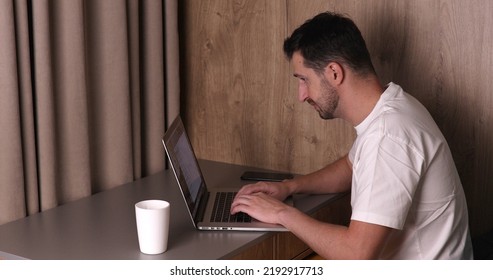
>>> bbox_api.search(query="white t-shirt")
[348,83,473,259]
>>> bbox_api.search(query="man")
[231,12,473,259]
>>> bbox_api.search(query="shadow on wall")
[473,229,493,259]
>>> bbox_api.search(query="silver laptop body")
[162,116,288,231]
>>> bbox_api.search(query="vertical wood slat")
[181,0,493,237]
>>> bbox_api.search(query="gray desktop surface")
[0,160,340,260]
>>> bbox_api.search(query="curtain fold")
[0,0,180,225]
[0,0,35,223]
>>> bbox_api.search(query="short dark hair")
[283,12,376,77]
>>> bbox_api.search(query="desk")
[0,160,350,260]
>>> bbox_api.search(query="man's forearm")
[285,154,352,194]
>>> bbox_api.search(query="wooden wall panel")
[180,0,493,237]
[181,0,355,175]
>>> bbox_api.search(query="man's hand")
[234,181,292,201]
[230,181,293,224]
[231,191,293,225]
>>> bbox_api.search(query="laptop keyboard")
[211,192,252,223]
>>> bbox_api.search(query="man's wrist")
[283,178,299,195]
[277,204,298,227]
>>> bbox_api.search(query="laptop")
[162,116,289,231]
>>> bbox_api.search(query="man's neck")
[337,76,384,126]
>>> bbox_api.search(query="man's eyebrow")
[293,73,307,79]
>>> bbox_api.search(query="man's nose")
[298,84,308,102]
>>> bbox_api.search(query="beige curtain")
[0,0,180,225]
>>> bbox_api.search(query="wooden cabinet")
[230,193,351,260]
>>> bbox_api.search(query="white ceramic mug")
[135,200,170,254]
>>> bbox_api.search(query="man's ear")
[325,62,344,85]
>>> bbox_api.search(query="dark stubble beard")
[316,77,339,120]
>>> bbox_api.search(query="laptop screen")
[174,132,202,201]
[162,117,207,222]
